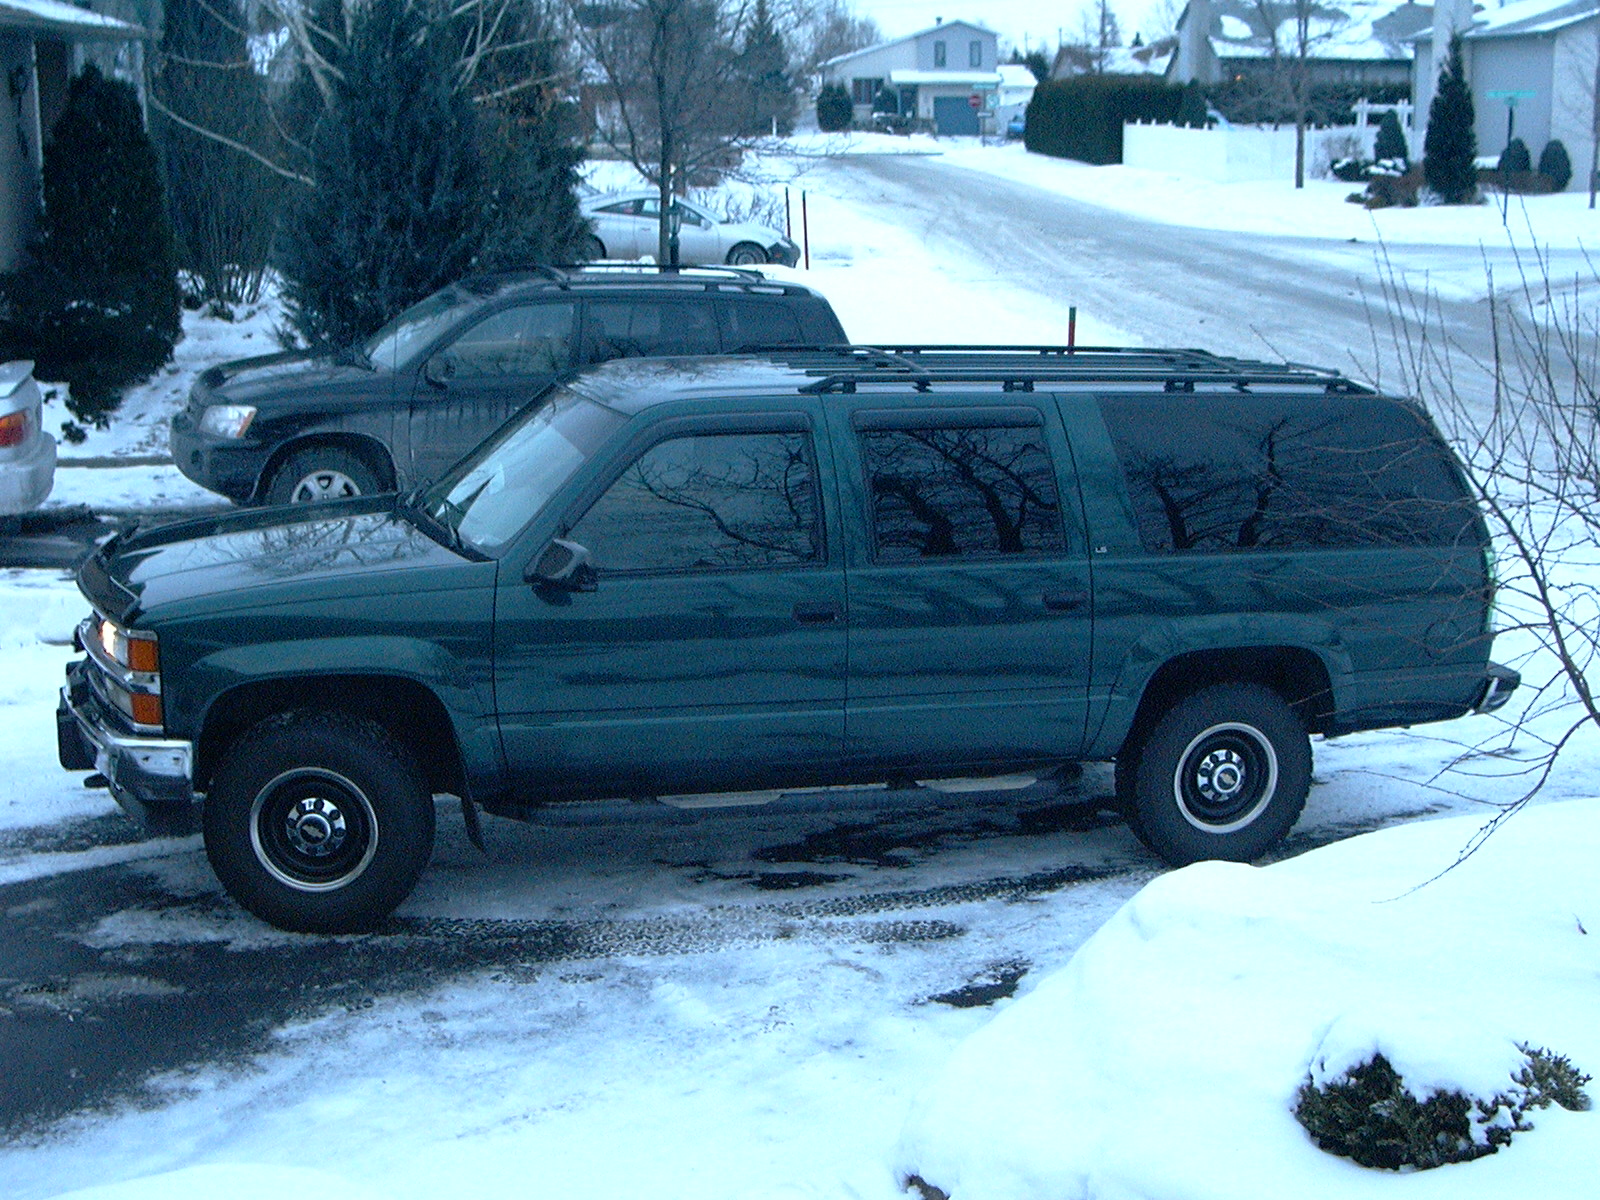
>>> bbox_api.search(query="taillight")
[0,410,25,448]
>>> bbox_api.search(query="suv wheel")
[266,447,382,504]
[1117,683,1310,866]
[726,242,768,266]
[203,712,435,933]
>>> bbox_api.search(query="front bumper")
[170,408,267,504]
[58,660,195,830]
[0,431,55,515]
[768,240,801,267]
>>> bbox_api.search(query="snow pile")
[896,799,1600,1199]
[46,1164,394,1200]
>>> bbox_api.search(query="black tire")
[580,234,606,261]
[1117,683,1310,866]
[203,711,435,933]
[726,242,768,266]
[265,447,382,505]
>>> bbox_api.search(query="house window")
[969,41,982,68]
[934,41,946,68]
[850,77,883,105]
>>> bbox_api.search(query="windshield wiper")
[394,480,465,553]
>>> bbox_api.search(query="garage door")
[933,96,980,136]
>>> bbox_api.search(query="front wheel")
[265,446,382,505]
[203,711,435,933]
[580,234,606,261]
[726,242,768,266]
[1116,683,1310,866]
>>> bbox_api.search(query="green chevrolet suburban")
[58,347,1518,932]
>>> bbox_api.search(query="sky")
[850,0,1170,54]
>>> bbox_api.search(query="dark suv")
[170,266,847,505]
[65,346,1517,932]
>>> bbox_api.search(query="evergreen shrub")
[1423,36,1478,203]
[0,66,181,424]
[817,84,852,132]
[1024,76,1182,165]
[1497,137,1531,174]
[1296,1045,1591,1171]
[1538,139,1572,191]
[1374,109,1408,164]
[1176,80,1207,129]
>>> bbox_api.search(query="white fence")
[1122,121,1384,183]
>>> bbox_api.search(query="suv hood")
[196,349,382,407]
[80,499,473,622]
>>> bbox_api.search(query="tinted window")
[571,430,820,572]
[721,300,804,350]
[443,303,573,377]
[583,300,719,361]
[1099,395,1478,552]
[858,424,1065,561]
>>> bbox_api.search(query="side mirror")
[423,352,457,388]
[527,538,597,592]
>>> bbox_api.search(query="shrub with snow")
[1497,137,1532,175]
[1296,1046,1591,1170]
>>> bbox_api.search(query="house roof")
[0,0,146,39]
[1183,0,1426,63]
[1466,0,1599,39]
[819,19,997,70]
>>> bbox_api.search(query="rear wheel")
[726,242,768,266]
[580,234,606,261]
[203,711,435,933]
[1116,683,1310,866]
[265,446,383,505]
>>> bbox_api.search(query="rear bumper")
[1473,661,1521,714]
[0,432,55,515]
[58,660,195,830]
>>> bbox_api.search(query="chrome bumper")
[58,665,195,825]
[1473,661,1521,715]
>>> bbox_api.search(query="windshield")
[361,287,482,370]
[417,385,624,554]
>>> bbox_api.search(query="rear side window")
[1099,395,1478,552]
[720,300,805,350]
[583,299,719,361]
[857,421,1066,561]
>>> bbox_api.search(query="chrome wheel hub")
[285,796,348,857]
[291,470,361,502]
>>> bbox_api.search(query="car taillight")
[0,409,25,447]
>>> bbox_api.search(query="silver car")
[0,361,55,515]
[580,192,799,267]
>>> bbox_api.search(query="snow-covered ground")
[3,137,1596,1200]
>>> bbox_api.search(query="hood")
[196,349,384,407]
[79,499,474,622]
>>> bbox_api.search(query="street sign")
[968,94,981,109]
[1486,89,1536,104]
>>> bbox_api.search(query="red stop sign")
[968,94,982,109]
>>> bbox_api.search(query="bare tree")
[1240,0,1352,188]
[570,0,758,263]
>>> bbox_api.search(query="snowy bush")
[1296,1046,1591,1170]
[1497,137,1532,175]
[1373,109,1408,165]
[1331,157,1372,183]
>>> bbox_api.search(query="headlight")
[98,615,160,674]
[198,404,257,438]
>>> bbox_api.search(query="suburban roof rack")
[556,262,769,283]
[760,345,1372,397]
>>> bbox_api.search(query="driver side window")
[439,304,574,379]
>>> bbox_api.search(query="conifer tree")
[277,0,485,348]
[735,0,796,136]
[1497,136,1530,174]
[0,66,180,423]
[1537,139,1572,191]
[1423,36,1478,204]
[817,83,852,132]
[1374,108,1408,164]
[1176,80,1207,129]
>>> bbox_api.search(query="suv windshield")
[417,386,624,554]
[362,288,483,370]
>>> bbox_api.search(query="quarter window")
[858,424,1065,561]
[571,430,821,572]
[1099,395,1479,552]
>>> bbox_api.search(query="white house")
[1167,0,1426,90]
[819,18,1013,135]
[1,0,147,270]
[1412,0,1599,189]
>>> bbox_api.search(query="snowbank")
[896,799,1600,1199]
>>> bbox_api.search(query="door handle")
[793,602,839,624]
[1042,589,1088,612]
